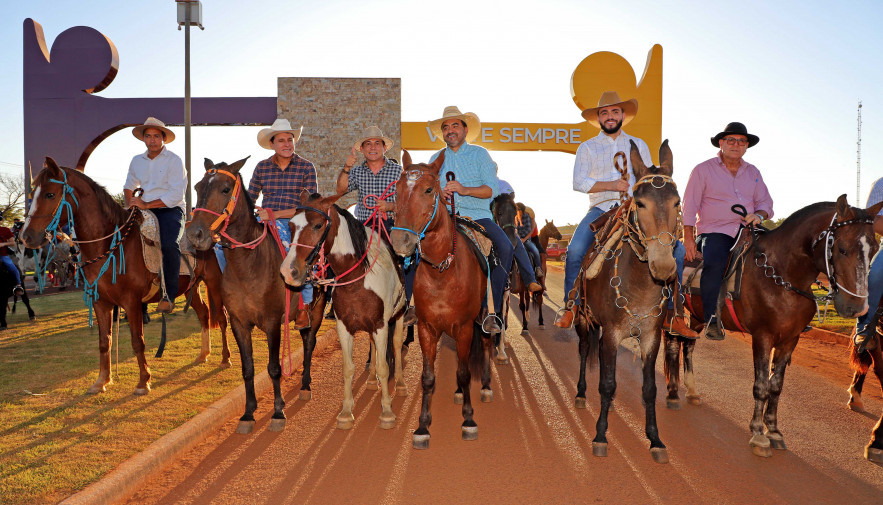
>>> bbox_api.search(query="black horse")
[1,263,35,329]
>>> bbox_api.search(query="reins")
[390,170,457,272]
[191,168,271,250]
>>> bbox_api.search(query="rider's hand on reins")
[255,207,270,221]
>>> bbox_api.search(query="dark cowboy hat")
[711,122,759,148]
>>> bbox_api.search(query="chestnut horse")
[574,140,680,464]
[668,195,882,458]
[187,158,328,434]
[390,151,494,449]
[21,158,228,395]
[280,192,407,430]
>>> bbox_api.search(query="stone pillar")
[277,77,401,209]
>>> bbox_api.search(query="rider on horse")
[854,176,883,351]
[124,117,186,313]
[498,179,544,291]
[682,122,774,340]
[0,212,24,296]
[515,202,544,280]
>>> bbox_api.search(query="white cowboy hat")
[428,106,481,143]
[257,118,303,150]
[581,91,638,128]
[353,125,393,153]
[132,117,175,143]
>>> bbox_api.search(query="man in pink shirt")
[683,122,774,340]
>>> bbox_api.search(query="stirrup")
[481,312,503,334]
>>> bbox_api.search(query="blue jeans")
[153,207,185,299]
[476,218,513,314]
[524,239,542,270]
[564,206,606,304]
[697,233,736,322]
[857,248,883,330]
[513,238,538,286]
[668,240,685,310]
[1,255,21,285]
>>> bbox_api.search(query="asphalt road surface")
[128,267,883,504]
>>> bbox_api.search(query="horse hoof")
[412,433,430,450]
[495,355,510,365]
[337,416,354,430]
[537,325,545,330]
[299,390,312,401]
[666,398,681,410]
[379,415,396,430]
[767,434,787,451]
[366,380,378,391]
[268,418,286,432]
[396,385,408,397]
[219,359,232,369]
[454,392,464,405]
[29,317,37,323]
[86,384,106,394]
[749,434,772,458]
[592,442,608,457]
[133,386,150,396]
[462,425,478,441]
[848,400,864,412]
[650,447,669,464]
[235,420,255,434]
[521,329,530,336]
[865,446,883,465]
[193,354,209,364]
[0,326,7,332]
[480,389,493,403]
[687,395,701,406]
[574,397,587,409]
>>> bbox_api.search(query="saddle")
[138,210,197,301]
[683,227,756,303]
[455,216,496,276]
[583,203,629,281]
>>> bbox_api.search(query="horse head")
[21,157,71,249]
[390,150,446,257]
[492,192,519,247]
[280,191,342,286]
[629,139,680,283]
[187,156,251,250]
[824,194,883,318]
[542,219,563,241]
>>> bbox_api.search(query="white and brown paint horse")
[281,191,407,430]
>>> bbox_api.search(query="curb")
[59,331,327,505]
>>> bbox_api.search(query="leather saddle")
[137,210,198,301]
[683,227,757,302]
[455,216,497,276]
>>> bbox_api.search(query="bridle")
[622,174,681,261]
[191,168,268,249]
[390,168,456,272]
[293,204,332,267]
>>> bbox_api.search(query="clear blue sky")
[2,0,882,226]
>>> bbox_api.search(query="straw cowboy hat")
[710,122,759,148]
[581,91,638,128]
[353,125,393,153]
[257,118,303,150]
[428,106,481,143]
[132,117,175,143]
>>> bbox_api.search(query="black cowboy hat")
[710,122,759,148]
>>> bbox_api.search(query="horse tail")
[468,323,488,382]
[849,339,873,374]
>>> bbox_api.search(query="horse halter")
[191,168,242,236]
[810,213,875,298]
[293,204,332,266]
[623,174,681,260]
[30,169,80,237]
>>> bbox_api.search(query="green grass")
[810,286,854,335]
[0,290,330,505]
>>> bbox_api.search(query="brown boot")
[666,312,699,339]
[528,282,543,293]
[554,309,575,328]
[295,307,311,329]
[403,306,417,326]
[157,297,174,314]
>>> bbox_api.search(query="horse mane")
[333,204,368,260]
[766,201,835,237]
[34,165,127,223]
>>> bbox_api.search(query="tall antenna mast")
[857,100,862,204]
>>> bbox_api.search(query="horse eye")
[222,187,231,194]
[313,223,322,230]
[636,201,646,209]
[424,187,432,194]
[45,192,55,199]
[674,200,681,208]
[839,247,848,256]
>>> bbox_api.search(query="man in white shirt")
[124,117,187,313]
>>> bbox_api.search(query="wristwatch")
[342,167,351,174]
[754,213,764,221]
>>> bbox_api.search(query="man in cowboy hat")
[427,106,542,334]
[683,122,773,340]
[249,117,317,327]
[0,211,24,296]
[124,117,186,313]
[336,125,416,325]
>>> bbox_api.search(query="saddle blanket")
[139,209,197,277]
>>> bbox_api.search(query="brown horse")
[20,158,228,395]
[669,195,882,458]
[846,314,883,464]
[390,150,494,449]
[574,140,680,464]
[186,158,328,434]
[280,192,407,430]
[537,219,562,298]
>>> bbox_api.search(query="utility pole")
[177,0,204,214]
[857,100,862,205]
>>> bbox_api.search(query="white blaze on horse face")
[21,187,40,235]
[858,235,871,295]
[289,213,308,247]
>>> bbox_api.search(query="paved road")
[128,267,883,504]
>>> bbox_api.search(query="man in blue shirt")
[854,178,883,351]
[428,106,530,333]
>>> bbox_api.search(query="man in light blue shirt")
[428,106,529,333]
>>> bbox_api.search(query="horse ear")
[322,192,344,208]
[204,158,214,171]
[629,140,648,180]
[428,150,446,174]
[658,139,673,176]
[835,194,854,221]
[227,156,250,174]
[402,149,413,168]
[43,156,61,177]
[867,200,883,219]
[300,189,312,205]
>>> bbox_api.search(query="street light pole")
[177,0,203,215]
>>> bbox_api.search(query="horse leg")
[574,318,591,409]
[265,323,286,432]
[190,287,211,364]
[683,338,700,405]
[478,323,494,403]
[847,371,867,412]
[663,332,682,409]
[336,324,357,430]
[373,327,396,430]
[641,333,668,463]
[366,336,378,390]
[21,290,35,321]
[215,300,231,368]
[124,301,152,396]
[392,316,407,397]
[864,348,883,464]
[496,306,510,365]
[749,336,774,457]
[230,317,257,434]
[520,290,529,335]
[88,299,115,394]
[763,337,800,451]
[455,324,478,441]
[413,322,439,449]
[299,292,325,399]
[536,291,545,328]
[593,331,617,457]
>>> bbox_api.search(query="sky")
[2,0,882,227]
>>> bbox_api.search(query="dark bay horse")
[21,158,228,395]
[846,317,883,464]
[390,151,494,450]
[574,140,680,464]
[187,158,328,434]
[0,263,35,329]
[671,195,882,458]
[538,219,562,297]
[492,192,543,337]
[280,192,407,430]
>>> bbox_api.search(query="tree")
[0,172,26,226]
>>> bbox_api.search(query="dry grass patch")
[0,290,331,505]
